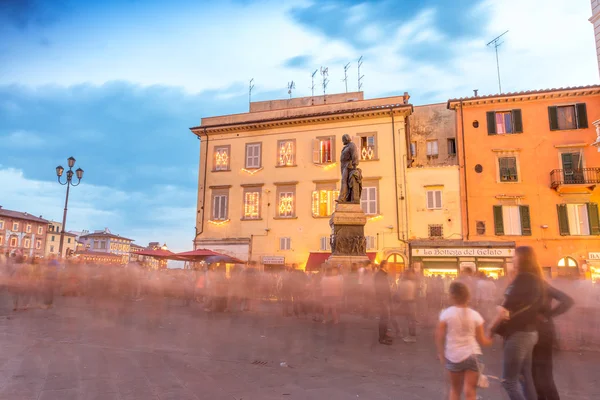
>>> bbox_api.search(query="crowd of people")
[1,248,599,399]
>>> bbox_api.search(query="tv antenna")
[287,81,295,99]
[320,66,329,96]
[310,69,318,97]
[358,56,364,92]
[342,62,351,93]
[486,30,508,94]
[249,78,255,107]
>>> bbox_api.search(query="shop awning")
[305,252,377,272]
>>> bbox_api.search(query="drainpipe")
[195,127,209,248]
[459,100,470,240]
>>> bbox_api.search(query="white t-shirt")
[439,306,484,363]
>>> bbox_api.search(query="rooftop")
[0,207,49,224]
[80,231,133,242]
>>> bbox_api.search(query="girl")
[436,282,492,400]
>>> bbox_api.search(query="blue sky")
[0,0,598,250]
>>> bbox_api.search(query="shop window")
[361,187,377,215]
[557,203,600,236]
[358,134,376,160]
[486,109,523,135]
[447,138,457,156]
[214,146,230,171]
[277,140,295,166]
[498,157,518,182]
[279,237,291,251]
[245,143,262,169]
[426,190,443,210]
[476,221,486,235]
[312,189,339,217]
[365,236,376,250]
[428,224,443,238]
[426,140,438,158]
[320,236,331,251]
[493,205,531,236]
[312,137,335,164]
[548,104,588,131]
[243,188,261,220]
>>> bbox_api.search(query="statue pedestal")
[326,203,370,268]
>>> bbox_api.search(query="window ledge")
[360,158,380,162]
[240,218,263,221]
[211,169,231,173]
[312,215,332,219]
[275,165,297,168]
[273,216,298,220]
[498,181,522,184]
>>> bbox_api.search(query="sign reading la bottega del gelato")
[412,248,514,257]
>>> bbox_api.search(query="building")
[78,228,133,265]
[449,85,600,280]
[190,92,413,275]
[0,206,48,258]
[591,1,600,76]
[45,221,77,258]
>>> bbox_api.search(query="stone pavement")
[0,294,598,400]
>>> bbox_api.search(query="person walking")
[532,283,574,400]
[374,261,392,345]
[490,246,545,400]
[396,270,418,343]
[436,282,493,400]
[321,267,343,324]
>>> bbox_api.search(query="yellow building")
[190,92,413,275]
[45,221,77,258]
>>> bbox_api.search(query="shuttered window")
[499,157,518,182]
[312,137,335,164]
[493,205,531,236]
[320,236,331,251]
[426,140,439,157]
[365,236,376,250]
[361,187,377,215]
[279,237,291,251]
[558,203,599,236]
[486,110,523,135]
[245,143,261,168]
[212,194,228,220]
[548,104,588,130]
[426,190,443,210]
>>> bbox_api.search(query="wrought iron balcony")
[550,168,600,190]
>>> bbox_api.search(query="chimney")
[402,92,411,104]
[473,89,479,97]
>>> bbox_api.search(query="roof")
[75,250,123,258]
[130,243,146,250]
[79,231,133,241]
[447,85,600,109]
[0,208,49,224]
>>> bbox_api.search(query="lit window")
[558,257,578,268]
[278,192,294,218]
[499,157,518,182]
[426,190,443,210]
[278,140,295,166]
[10,236,17,247]
[214,146,230,171]
[320,236,331,251]
[312,190,340,217]
[365,236,376,250]
[244,191,260,219]
[428,225,443,238]
[447,138,457,156]
[12,222,18,231]
[245,143,262,169]
[38,226,43,235]
[359,135,376,160]
[312,137,334,164]
[361,187,377,215]
[279,237,291,251]
[426,140,438,158]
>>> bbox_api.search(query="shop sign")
[262,256,285,265]
[412,248,514,257]
[588,252,600,260]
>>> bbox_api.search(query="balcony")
[550,168,600,192]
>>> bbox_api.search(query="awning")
[174,249,244,264]
[305,252,377,272]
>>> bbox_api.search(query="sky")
[0,0,598,251]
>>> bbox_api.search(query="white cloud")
[1,130,45,148]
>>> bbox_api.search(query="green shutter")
[557,204,570,236]
[587,203,600,235]
[520,205,532,236]
[576,103,588,129]
[548,106,559,131]
[493,205,504,235]
[512,109,523,133]
[486,112,497,135]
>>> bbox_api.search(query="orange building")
[449,85,600,280]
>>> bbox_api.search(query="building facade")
[78,229,133,265]
[591,0,600,76]
[449,85,600,280]
[45,221,77,258]
[0,206,48,258]
[191,92,413,275]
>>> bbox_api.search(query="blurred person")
[344,263,359,313]
[280,266,294,316]
[242,264,258,312]
[11,256,31,311]
[310,270,324,322]
[436,281,493,400]
[532,282,574,400]
[396,270,418,342]
[321,267,343,324]
[291,269,309,318]
[374,261,392,345]
[490,246,545,400]
[476,273,497,321]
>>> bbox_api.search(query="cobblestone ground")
[0,294,598,400]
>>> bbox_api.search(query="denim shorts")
[445,355,480,372]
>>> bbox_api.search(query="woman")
[532,282,573,400]
[490,246,545,400]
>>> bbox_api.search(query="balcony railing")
[550,168,600,188]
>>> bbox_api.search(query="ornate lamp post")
[56,157,83,257]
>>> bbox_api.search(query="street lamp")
[56,156,83,257]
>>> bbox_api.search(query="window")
[0,236,3,246]
[312,188,340,217]
[245,143,262,169]
[37,226,43,235]
[549,104,588,131]
[312,137,334,164]
[214,146,230,171]
[51,235,55,242]
[0,221,3,229]
[243,189,261,219]
[320,236,331,251]
[476,221,486,235]
[557,203,600,236]
[361,187,377,215]
[12,222,18,231]
[410,142,417,157]
[100,241,107,250]
[36,240,41,250]
[426,190,443,210]
[50,245,54,253]
[23,238,30,248]
[561,152,584,184]
[493,205,531,236]
[25,225,31,233]
[365,236,376,250]
[277,140,295,166]
[9,236,17,247]
[428,225,443,238]
[358,134,376,160]
[486,109,523,135]
[279,237,291,251]
[447,138,457,156]
[212,195,228,220]
[278,192,294,218]
[67,238,71,244]
[499,157,518,182]
[426,140,438,158]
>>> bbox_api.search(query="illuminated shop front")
[410,240,515,279]
[587,252,600,282]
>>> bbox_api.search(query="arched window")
[557,257,577,268]
[386,253,405,279]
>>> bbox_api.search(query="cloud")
[283,55,313,69]
[1,130,45,148]
[0,0,69,30]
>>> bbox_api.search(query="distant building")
[45,221,77,258]
[78,228,133,265]
[0,206,48,258]
[129,242,166,269]
[409,103,457,168]
[591,1,600,76]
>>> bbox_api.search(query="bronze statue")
[337,134,362,203]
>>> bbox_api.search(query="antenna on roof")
[342,62,351,93]
[486,31,508,94]
[310,69,318,97]
[320,66,329,97]
[358,56,364,92]
[287,81,295,99]
[248,78,255,109]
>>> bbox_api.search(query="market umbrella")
[203,254,244,264]
[174,249,243,264]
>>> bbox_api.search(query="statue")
[337,134,362,203]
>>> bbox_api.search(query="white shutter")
[435,191,442,209]
[320,236,330,251]
[213,196,219,219]
[432,140,439,155]
[502,206,522,235]
[369,187,377,214]
[312,191,319,216]
[366,236,375,250]
[427,191,434,209]
[312,139,321,164]
[221,195,227,219]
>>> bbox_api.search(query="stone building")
[0,206,48,258]
[45,221,77,258]
[78,228,133,265]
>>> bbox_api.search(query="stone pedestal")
[326,203,370,268]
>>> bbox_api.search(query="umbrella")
[174,249,243,264]
[203,254,244,264]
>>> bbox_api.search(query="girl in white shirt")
[436,281,493,400]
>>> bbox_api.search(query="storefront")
[587,252,600,282]
[410,240,515,279]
